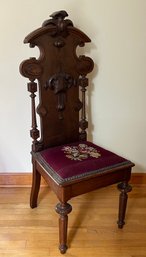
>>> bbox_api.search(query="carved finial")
[50,10,68,20]
[42,10,73,37]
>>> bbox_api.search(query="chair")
[20,10,134,254]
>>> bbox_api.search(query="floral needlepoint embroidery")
[62,144,101,161]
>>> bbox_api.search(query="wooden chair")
[20,10,134,254]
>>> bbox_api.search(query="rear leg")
[30,162,41,208]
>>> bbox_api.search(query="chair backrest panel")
[20,11,94,151]
[38,79,80,148]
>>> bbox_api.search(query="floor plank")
[0,185,146,257]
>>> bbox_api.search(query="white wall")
[0,0,146,173]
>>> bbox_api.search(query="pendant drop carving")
[45,72,74,119]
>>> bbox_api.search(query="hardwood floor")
[0,184,146,257]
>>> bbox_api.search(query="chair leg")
[117,181,132,228]
[56,202,72,254]
[30,163,41,208]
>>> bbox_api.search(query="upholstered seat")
[20,10,134,254]
[34,141,132,185]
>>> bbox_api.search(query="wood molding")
[0,172,146,187]
[130,173,146,185]
[0,173,47,187]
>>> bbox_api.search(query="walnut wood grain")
[19,10,134,254]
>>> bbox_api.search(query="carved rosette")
[20,58,42,81]
[20,58,43,152]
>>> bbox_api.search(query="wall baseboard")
[0,172,146,187]
[0,173,47,187]
[130,173,146,185]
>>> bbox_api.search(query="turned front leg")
[117,182,132,228]
[56,202,72,254]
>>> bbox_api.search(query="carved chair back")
[19,11,134,254]
[20,11,94,152]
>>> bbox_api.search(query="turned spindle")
[79,75,88,141]
[27,81,40,152]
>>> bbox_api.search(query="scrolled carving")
[77,55,94,76]
[42,10,73,38]
[20,10,95,151]
[78,41,85,47]
[20,58,42,81]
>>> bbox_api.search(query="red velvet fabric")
[39,141,130,182]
